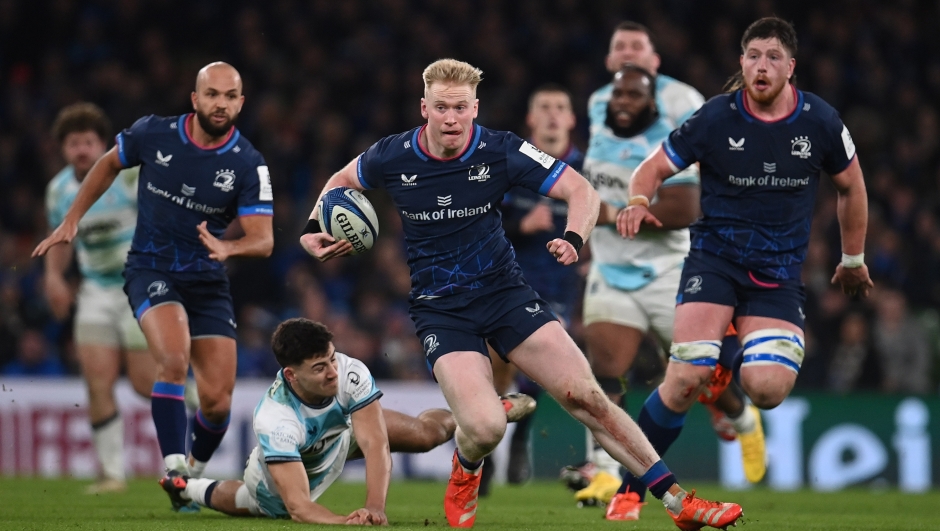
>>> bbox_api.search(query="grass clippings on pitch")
[0,478,936,530]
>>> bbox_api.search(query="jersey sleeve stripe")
[661,139,688,171]
[537,161,569,195]
[356,155,372,189]
[115,133,129,167]
[263,455,303,463]
[238,205,274,217]
[347,390,383,414]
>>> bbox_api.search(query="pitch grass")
[0,478,937,530]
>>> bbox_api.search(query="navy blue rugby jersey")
[500,144,583,306]
[116,114,273,272]
[662,88,856,280]
[357,124,569,300]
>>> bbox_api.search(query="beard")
[605,104,657,138]
[745,77,788,105]
[195,109,237,137]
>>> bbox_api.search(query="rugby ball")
[317,187,380,255]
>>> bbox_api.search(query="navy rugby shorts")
[124,266,237,340]
[410,283,558,369]
[676,249,806,329]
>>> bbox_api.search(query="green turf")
[0,478,936,530]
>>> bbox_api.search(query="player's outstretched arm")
[545,166,600,265]
[299,157,360,261]
[829,156,874,297]
[618,146,677,238]
[32,148,123,258]
[267,461,350,524]
[350,400,391,526]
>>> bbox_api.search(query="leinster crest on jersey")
[214,169,236,192]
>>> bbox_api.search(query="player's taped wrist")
[841,252,865,268]
[303,218,322,235]
[563,231,584,253]
[628,195,651,208]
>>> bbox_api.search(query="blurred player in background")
[43,103,156,494]
[481,84,585,491]
[34,62,275,509]
[160,318,462,524]
[301,58,742,530]
[574,22,764,509]
[617,16,871,521]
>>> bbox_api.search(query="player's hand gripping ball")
[316,187,380,255]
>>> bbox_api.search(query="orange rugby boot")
[605,491,645,521]
[698,364,733,405]
[668,489,743,530]
[444,450,483,528]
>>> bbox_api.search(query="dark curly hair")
[271,318,333,368]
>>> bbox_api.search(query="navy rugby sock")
[190,409,230,463]
[639,460,678,500]
[151,382,188,457]
[457,450,483,472]
[617,388,686,499]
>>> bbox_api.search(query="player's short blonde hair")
[422,59,483,97]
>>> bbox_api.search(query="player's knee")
[198,393,232,421]
[463,415,506,452]
[418,410,456,450]
[156,351,189,382]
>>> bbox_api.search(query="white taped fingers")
[669,340,721,367]
[741,329,805,373]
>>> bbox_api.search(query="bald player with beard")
[35,62,275,510]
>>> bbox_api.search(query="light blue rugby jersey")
[252,352,382,493]
[45,166,139,287]
[582,114,698,291]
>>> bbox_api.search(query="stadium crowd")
[0,0,938,393]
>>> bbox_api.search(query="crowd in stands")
[1,0,938,393]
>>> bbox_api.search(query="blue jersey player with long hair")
[617,17,873,516]
[300,58,742,530]
[34,62,275,509]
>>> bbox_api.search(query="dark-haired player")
[300,58,742,530]
[616,16,872,522]
[34,62,275,508]
[159,318,465,524]
[44,102,156,494]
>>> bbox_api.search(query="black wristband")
[563,231,583,253]
[303,218,322,235]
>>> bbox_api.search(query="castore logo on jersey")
[155,150,173,166]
